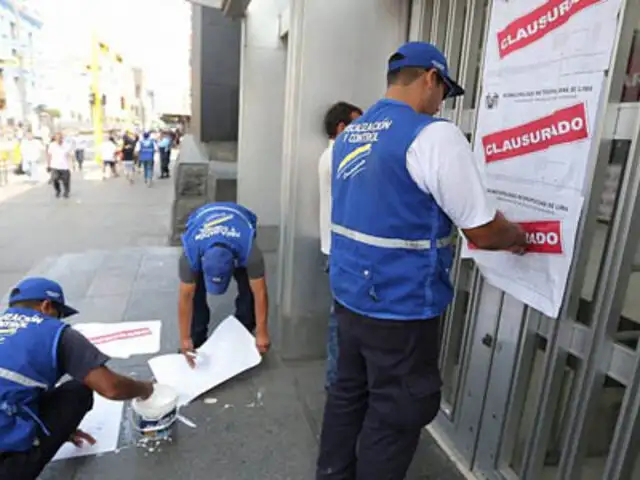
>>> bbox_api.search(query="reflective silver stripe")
[0,367,47,389]
[332,224,453,250]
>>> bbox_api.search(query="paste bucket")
[131,384,178,441]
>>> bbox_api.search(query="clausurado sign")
[482,103,588,163]
[497,0,603,58]
[468,220,563,254]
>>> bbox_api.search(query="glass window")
[503,337,581,479]
[508,336,548,474]
[578,376,626,480]
[440,258,474,412]
[578,27,640,327]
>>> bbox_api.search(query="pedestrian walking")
[101,135,119,180]
[120,130,137,183]
[318,101,362,389]
[73,133,86,172]
[137,131,157,186]
[46,133,72,199]
[316,41,528,480]
[0,277,155,480]
[20,130,42,182]
[158,131,172,179]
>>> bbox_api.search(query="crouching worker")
[178,202,271,366]
[0,277,154,480]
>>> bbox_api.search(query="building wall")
[0,0,43,125]
[275,0,410,358]
[236,0,288,227]
[192,5,241,143]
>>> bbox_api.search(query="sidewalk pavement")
[0,156,465,479]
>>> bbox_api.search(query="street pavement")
[0,157,465,479]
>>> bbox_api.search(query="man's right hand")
[139,381,155,400]
[508,222,528,255]
[180,338,196,368]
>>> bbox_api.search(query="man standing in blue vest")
[0,277,154,479]
[178,201,271,366]
[137,131,157,186]
[316,42,527,480]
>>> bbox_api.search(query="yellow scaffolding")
[89,34,126,164]
[90,31,103,164]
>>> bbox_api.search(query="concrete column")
[277,0,410,359]
[237,0,288,240]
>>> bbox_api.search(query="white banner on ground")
[148,316,261,406]
[73,321,162,359]
[483,0,623,80]
[52,394,123,461]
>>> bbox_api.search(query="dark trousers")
[191,267,256,348]
[51,169,70,197]
[0,380,94,480]
[159,148,170,178]
[317,303,442,480]
[74,149,84,169]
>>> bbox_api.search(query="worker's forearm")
[109,373,152,400]
[178,294,193,341]
[254,291,269,334]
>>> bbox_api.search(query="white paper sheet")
[463,178,584,318]
[148,316,262,406]
[482,0,622,79]
[52,393,123,461]
[73,321,162,358]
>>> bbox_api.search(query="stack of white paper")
[148,316,262,406]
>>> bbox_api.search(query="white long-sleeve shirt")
[318,140,334,256]
[20,139,42,163]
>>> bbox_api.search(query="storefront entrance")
[409,0,640,478]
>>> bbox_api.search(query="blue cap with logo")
[9,277,78,318]
[388,41,465,98]
[202,246,236,295]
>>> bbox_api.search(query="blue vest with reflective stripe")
[0,307,66,451]
[181,202,257,272]
[139,139,155,162]
[330,98,454,320]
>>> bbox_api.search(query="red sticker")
[482,103,588,163]
[88,327,152,345]
[468,220,563,254]
[497,0,603,58]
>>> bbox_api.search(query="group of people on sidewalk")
[100,129,174,185]
[0,41,529,480]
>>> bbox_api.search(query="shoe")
[63,193,69,199]
[55,192,60,198]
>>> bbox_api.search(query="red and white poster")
[465,177,583,317]
[475,71,604,191]
[465,0,622,317]
[484,0,622,79]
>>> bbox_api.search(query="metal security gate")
[409,0,640,478]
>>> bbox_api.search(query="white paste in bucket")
[131,384,178,441]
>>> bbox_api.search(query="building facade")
[194,0,640,478]
[0,0,43,127]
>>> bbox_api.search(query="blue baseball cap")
[202,246,236,295]
[9,277,78,318]
[388,42,464,98]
